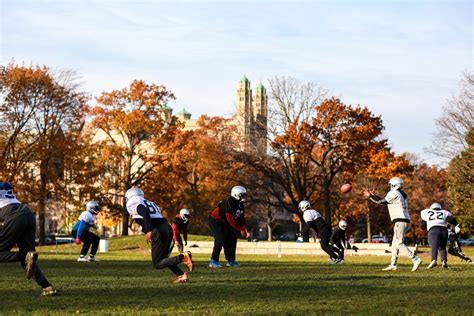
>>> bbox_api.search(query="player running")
[299,200,341,264]
[208,186,250,268]
[421,202,460,269]
[125,187,194,283]
[364,177,422,272]
[447,225,473,265]
[0,182,57,296]
[72,200,101,262]
[172,208,190,253]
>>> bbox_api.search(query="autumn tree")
[89,80,177,235]
[0,63,87,243]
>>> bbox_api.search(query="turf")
[1,237,473,315]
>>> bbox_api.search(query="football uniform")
[301,209,339,260]
[421,208,456,262]
[72,210,100,258]
[330,227,348,260]
[172,214,189,253]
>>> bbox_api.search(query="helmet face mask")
[388,177,404,191]
[339,220,348,230]
[430,203,442,210]
[298,200,311,212]
[125,187,144,201]
[231,186,247,202]
[179,208,190,223]
[86,200,100,214]
[0,182,15,199]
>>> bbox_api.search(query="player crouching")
[125,187,194,284]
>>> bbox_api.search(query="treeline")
[1,63,472,243]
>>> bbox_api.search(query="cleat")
[208,260,222,268]
[468,261,474,265]
[226,261,241,267]
[77,256,88,262]
[182,251,194,272]
[382,265,397,271]
[41,286,57,296]
[330,258,343,265]
[174,272,189,284]
[88,256,99,262]
[412,257,422,272]
[427,260,437,269]
[442,260,448,269]
[25,251,38,279]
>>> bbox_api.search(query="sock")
[79,255,85,258]
[40,279,51,288]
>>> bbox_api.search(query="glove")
[184,240,187,246]
[75,238,81,245]
[352,245,359,252]
[455,224,461,234]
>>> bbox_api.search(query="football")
[340,183,352,193]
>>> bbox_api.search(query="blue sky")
[1,0,472,165]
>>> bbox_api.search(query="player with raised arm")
[364,177,422,272]
[72,200,101,262]
[208,186,250,268]
[125,187,194,284]
[299,200,341,264]
[421,203,461,269]
[172,208,190,253]
[0,182,57,296]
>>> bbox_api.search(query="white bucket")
[99,239,109,253]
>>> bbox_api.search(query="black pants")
[151,222,183,276]
[208,218,237,262]
[428,226,448,261]
[319,227,339,260]
[72,230,100,256]
[0,212,49,287]
[448,237,471,262]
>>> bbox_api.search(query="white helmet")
[231,186,247,202]
[388,177,404,191]
[298,200,311,212]
[339,220,348,230]
[86,200,100,214]
[179,208,191,223]
[0,182,15,199]
[430,203,442,210]
[125,187,144,201]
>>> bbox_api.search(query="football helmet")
[86,200,100,214]
[298,200,311,212]
[125,187,144,201]
[339,220,348,230]
[430,203,442,210]
[0,182,15,199]
[180,208,191,223]
[388,177,404,191]
[231,186,247,202]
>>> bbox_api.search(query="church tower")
[236,75,254,148]
[253,83,268,154]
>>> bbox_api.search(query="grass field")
[1,236,473,315]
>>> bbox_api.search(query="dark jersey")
[209,196,246,231]
[172,214,188,242]
[0,202,31,222]
[331,227,347,246]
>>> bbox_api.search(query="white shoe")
[77,257,88,262]
[412,257,422,272]
[382,265,397,271]
[427,260,437,269]
[88,256,99,262]
[442,260,448,269]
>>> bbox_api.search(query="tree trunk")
[37,159,49,245]
[323,180,331,225]
[367,201,372,243]
[267,209,272,241]
[121,182,131,236]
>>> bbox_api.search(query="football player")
[299,200,341,264]
[364,177,422,272]
[420,203,460,269]
[125,187,194,283]
[330,220,357,261]
[0,182,56,296]
[172,208,190,253]
[447,224,473,265]
[208,186,250,268]
[72,200,101,262]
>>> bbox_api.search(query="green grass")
[1,238,473,315]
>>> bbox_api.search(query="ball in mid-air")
[340,183,352,193]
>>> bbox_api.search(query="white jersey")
[303,209,322,222]
[384,190,410,221]
[126,196,163,220]
[78,211,96,226]
[420,209,452,231]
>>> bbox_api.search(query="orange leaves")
[366,149,413,181]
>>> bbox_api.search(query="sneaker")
[41,286,57,296]
[442,260,448,269]
[226,261,241,267]
[77,256,88,262]
[25,251,38,279]
[330,258,343,265]
[88,256,99,262]
[468,261,474,265]
[427,260,437,269]
[412,257,422,272]
[174,272,189,284]
[182,251,194,272]
[382,265,397,271]
[208,260,222,268]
